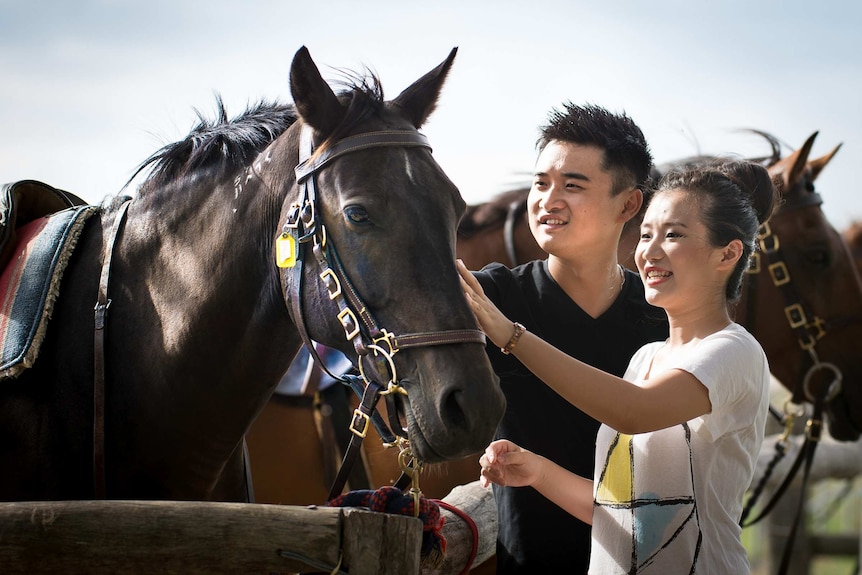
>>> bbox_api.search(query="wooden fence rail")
[0,500,421,574]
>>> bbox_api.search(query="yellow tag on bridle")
[275,233,297,268]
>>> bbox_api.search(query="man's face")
[527,140,626,258]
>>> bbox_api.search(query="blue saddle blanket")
[0,205,98,378]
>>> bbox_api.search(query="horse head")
[270,47,505,463]
[742,132,862,441]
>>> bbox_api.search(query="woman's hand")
[479,439,544,488]
[480,438,596,524]
[456,260,520,349]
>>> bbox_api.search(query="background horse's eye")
[806,248,831,267]
[345,205,371,224]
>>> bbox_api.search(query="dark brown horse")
[0,47,506,502]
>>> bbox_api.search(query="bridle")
[744,191,845,407]
[740,184,862,574]
[280,124,486,503]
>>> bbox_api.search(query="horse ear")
[808,143,842,182]
[770,132,817,193]
[289,46,346,137]
[391,47,458,129]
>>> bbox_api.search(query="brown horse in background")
[843,220,862,273]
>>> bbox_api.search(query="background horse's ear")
[391,47,458,129]
[809,143,842,182]
[771,132,818,193]
[289,46,346,137]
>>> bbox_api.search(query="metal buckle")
[338,308,360,340]
[373,329,398,357]
[284,203,301,229]
[313,224,327,248]
[320,268,342,300]
[747,252,761,274]
[769,262,790,286]
[785,303,807,329]
[797,316,826,350]
[349,409,370,438]
[759,230,779,253]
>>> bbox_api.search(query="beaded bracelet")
[501,322,526,355]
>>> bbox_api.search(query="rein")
[282,124,486,503]
[739,191,849,573]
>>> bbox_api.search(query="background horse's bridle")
[282,124,486,501]
[740,188,861,574]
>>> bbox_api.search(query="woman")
[457,159,776,573]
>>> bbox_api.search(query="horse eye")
[345,205,371,224]
[806,249,830,266]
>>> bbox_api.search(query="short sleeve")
[672,325,769,439]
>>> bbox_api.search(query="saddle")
[0,179,96,379]
[0,180,87,271]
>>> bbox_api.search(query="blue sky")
[2,0,860,229]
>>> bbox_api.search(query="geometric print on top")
[594,423,703,573]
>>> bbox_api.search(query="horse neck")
[119,166,299,426]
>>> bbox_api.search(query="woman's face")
[635,189,727,312]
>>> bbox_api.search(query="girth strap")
[93,198,132,499]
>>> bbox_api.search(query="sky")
[2,0,861,229]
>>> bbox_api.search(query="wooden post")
[0,500,421,574]
[423,480,498,575]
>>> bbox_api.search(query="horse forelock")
[322,69,386,145]
[132,97,298,194]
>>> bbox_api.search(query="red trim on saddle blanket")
[0,218,50,342]
[0,206,98,378]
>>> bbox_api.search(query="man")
[472,103,669,573]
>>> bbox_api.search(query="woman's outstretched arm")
[457,260,710,434]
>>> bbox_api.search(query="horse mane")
[458,187,530,238]
[133,70,385,194]
[131,97,297,193]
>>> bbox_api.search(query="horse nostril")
[442,389,469,432]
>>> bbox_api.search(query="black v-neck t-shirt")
[475,260,668,574]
